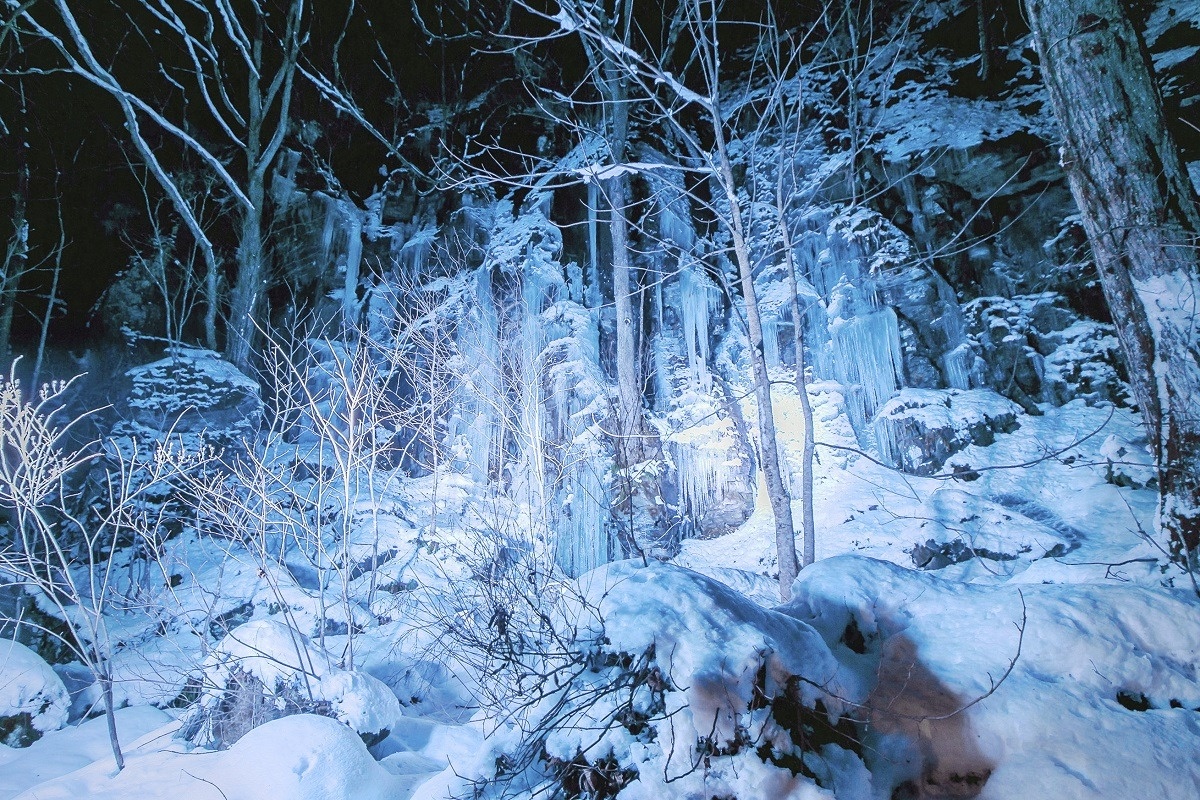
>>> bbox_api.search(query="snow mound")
[213,714,404,800]
[904,487,1077,573]
[182,619,401,748]
[3,712,404,800]
[787,556,1200,799]
[0,640,68,747]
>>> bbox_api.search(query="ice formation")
[678,265,718,391]
[445,202,613,577]
[830,307,905,430]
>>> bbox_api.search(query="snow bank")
[182,619,401,748]
[0,707,171,798]
[0,640,68,747]
[787,555,1200,799]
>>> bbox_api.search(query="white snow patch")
[0,640,68,743]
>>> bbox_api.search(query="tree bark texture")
[603,59,647,470]
[1027,0,1200,558]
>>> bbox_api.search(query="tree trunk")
[712,119,799,599]
[227,182,265,371]
[781,216,817,569]
[100,672,124,771]
[604,65,646,469]
[1027,0,1200,565]
[608,174,644,462]
[1,83,30,365]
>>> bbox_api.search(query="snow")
[0,640,68,744]
[788,556,1200,799]
[0,707,172,798]
[4,714,406,800]
[183,619,401,748]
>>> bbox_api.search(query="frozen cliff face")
[435,199,618,578]
[653,262,755,541]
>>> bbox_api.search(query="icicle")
[342,204,363,327]
[461,267,503,486]
[762,314,781,369]
[674,441,721,524]
[555,433,610,577]
[679,265,717,392]
[942,343,974,390]
[399,226,437,277]
[830,307,904,429]
[670,420,751,540]
[320,195,338,267]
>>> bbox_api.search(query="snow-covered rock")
[905,487,1077,571]
[873,388,1021,475]
[963,294,1128,411]
[113,348,262,454]
[181,619,401,749]
[0,640,69,747]
[1100,432,1157,490]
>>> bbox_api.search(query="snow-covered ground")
[1,374,1196,800]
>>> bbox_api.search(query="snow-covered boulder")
[181,619,401,749]
[113,348,262,455]
[873,388,1020,475]
[0,640,69,747]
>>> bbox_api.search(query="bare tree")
[1026,0,1200,570]
[540,0,803,597]
[0,78,31,364]
[8,0,306,367]
[0,370,207,770]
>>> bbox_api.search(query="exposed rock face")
[963,293,1128,412]
[873,388,1021,475]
